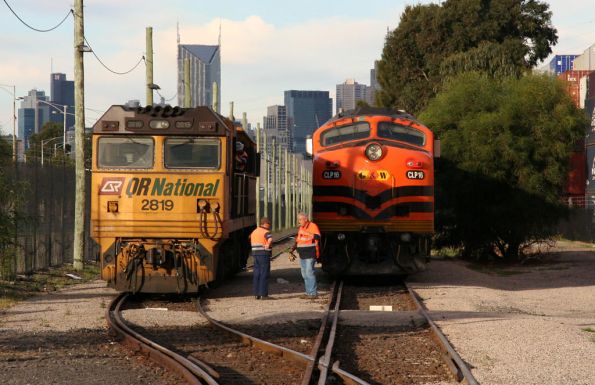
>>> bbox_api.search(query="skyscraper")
[264,105,291,149]
[284,90,332,155]
[49,73,75,131]
[177,44,221,111]
[370,60,380,104]
[18,89,50,148]
[336,79,374,113]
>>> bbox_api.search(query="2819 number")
[141,199,174,211]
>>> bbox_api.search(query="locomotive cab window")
[377,122,426,147]
[320,122,370,146]
[164,138,220,169]
[97,137,154,169]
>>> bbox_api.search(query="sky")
[1,0,595,135]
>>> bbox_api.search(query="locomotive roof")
[330,106,417,122]
[92,104,234,136]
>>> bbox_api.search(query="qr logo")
[99,177,125,195]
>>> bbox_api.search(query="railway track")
[106,234,478,384]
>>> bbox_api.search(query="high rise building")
[49,73,75,130]
[263,105,291,149]
[18,89,50,148]
[284,90,332,155]
[336,79,374,113]
[177,44,221,111]
[370,60,380,103]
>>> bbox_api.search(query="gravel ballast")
[408,242,595,385]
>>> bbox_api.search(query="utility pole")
[256,124,261,222]
[229,101,234,120]
[284,148,289,229]
[146,27,154,105]
[276,141,282,229]
[272,136,277,231]
[263,130,268,219]
[73,0,86,271]
[212,82,218,112]
[11,85,16,162]
[242,112,247,130]
[183,57,191,107]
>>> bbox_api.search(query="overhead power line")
[2,1,72,32]
[156,90,178,102]
[84,36,145,75]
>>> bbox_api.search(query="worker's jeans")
[253,254,270,297]
[299,258,317,296]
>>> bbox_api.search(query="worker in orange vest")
[290,212,321,299]
[250,217,273,300]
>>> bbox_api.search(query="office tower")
[17,89,50,148]
[336,79,374,113]
[284,90,332,155]
[49,73,75,131]
[177,44,221,111]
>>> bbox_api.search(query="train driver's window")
[164,138,220,169]
[97,137,154,169]
[377,122,426,147]
[320,122,370,146]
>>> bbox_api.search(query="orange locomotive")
[310,107,438,275]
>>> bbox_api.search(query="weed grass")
[0,263,100,310]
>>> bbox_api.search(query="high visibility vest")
[296,221,320,259]
[250,226,272,256]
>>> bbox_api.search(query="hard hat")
[236,141,244,151]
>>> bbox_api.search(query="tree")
[26,122,69,164]
[376,0,557,114]
[419,72,587,260]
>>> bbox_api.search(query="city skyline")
[0,0,594,136]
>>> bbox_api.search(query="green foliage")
[0,136,11,165]
[419,73,587,260]
[376,0,557,114]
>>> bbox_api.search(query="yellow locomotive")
[91,105,257,293]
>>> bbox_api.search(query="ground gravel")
[408,241,595,385]
[0,280,185,384]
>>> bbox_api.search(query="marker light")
[365,143,383,161]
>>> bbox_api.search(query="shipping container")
[566,149,586,196]
[548,55,578,76]
[558,70,594,108]
[585,96,595,144]
[586,145,595,192]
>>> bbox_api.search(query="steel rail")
[107,293,220,385]
[198,279,341,385]
[196,299,312,367]
[316,281,371,385]
[300,280,338,385]
[407,285,480,385]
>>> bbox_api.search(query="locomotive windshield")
[164,138,220,169]
[320,122,370,146]
[97,137,154,169]
[377,122,426,147]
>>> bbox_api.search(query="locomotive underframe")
[320,231,430,276]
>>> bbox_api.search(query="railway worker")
[291,212,321,299]
[235,141,248,172]
[250,217,273,300]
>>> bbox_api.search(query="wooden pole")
[146,27,154,105]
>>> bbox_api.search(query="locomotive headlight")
[365,143,383,161]
[337,233,346,241]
